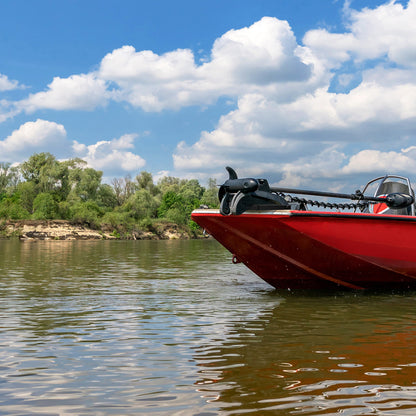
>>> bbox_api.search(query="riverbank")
[0,220,197,241]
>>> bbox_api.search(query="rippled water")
[0,239,415,415]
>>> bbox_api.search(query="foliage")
[15,182,37,214]
[136,171,159,196]
[201,178,219,208]
[95,184,118,209]
[69,166,103,201]
[0,152,219,236]
[158,191,185,218]
[20,152,57,186]
[0,194,30,219]
[101,210,132,227]
[69,200,104,228]
[124,188,159,220]
[32,193,58,220]
[0,162,20,194]
[111,175,135,206]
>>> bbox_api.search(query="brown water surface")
[0,239,415,415]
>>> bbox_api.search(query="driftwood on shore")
[1,220,193,241]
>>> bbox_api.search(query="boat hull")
[191,209,416,290]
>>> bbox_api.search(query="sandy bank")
[1,220,193,241]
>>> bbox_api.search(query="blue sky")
[1,0,415,190]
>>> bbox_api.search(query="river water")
[0,239,415,415]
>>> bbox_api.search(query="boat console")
[363,175,415,216]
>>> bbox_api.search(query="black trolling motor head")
[218,167,258,200]
[218,167,289,215]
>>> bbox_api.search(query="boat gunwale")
[192,209,416,222]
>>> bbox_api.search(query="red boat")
[191,168,416,291]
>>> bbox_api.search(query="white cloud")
[0,74,20,91]
[19,73,109,113]
[99,45,201,111]
[0,100,20,123]
[172,2,416,188]
[100,46,197,84]
[201,16,311,88]
[154,170,171,184]
[72,133,146,175]
[278,146,416,190]
[1,121,146,178]
[0,74,23,122]
[98,17,313,111]
[276,146,348,187]
[304,0,416,67]
[342,147,416,174]
[0,119,68,162]
[4,2,416,189]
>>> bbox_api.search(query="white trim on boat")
[192,209,292,216]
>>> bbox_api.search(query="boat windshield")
[362,175,415,216]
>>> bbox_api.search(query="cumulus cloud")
[4,2,416,188]
[304,0,416,67]
[0,119,69,162]
[274,145,416,193]
[0,100,20,123]
[0,74,23,122]
[205,16,310,85]
[0,74,20,91]
[172,1,416,188]
[342,147,416,174]
[0,121,146,179]
[72,133,146,175]
[98,17,313,111]
[19,74,109,113]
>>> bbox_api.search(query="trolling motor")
[218,167,415,216]
[218,167,289,215]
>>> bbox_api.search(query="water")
[0,239,415,416]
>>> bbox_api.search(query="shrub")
[69,201,104,227]
[32,193,58,220]
[101,210,132,227]
[123,189,159,220]
[0,196,30,219]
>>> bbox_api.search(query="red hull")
[191,209,416,290]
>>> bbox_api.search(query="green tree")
[0,151,212,234]
[201,178,219,207]
[179,179,204,202]
[16,181,37,214]
[123,189,159,220]
[20,152,57,191]
[0,162,19,194]
[19,153,85,202]
[96,184,118,209]
[69,200,104,227]
[111,175,135,206]
[158,191,184,217]
[0,194,30,219]
[32,193,58,220]
[157,178,205,225]
[157,191,188,224]
[179,179,204,222]
[157,176,183,195]
[68,166,103,201]
[136,171,159,196]
[53,157,86,201]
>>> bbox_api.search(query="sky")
[1,0,416,191]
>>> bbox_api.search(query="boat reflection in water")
[193,294,416,415]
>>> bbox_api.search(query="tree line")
[0,153,219,236]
